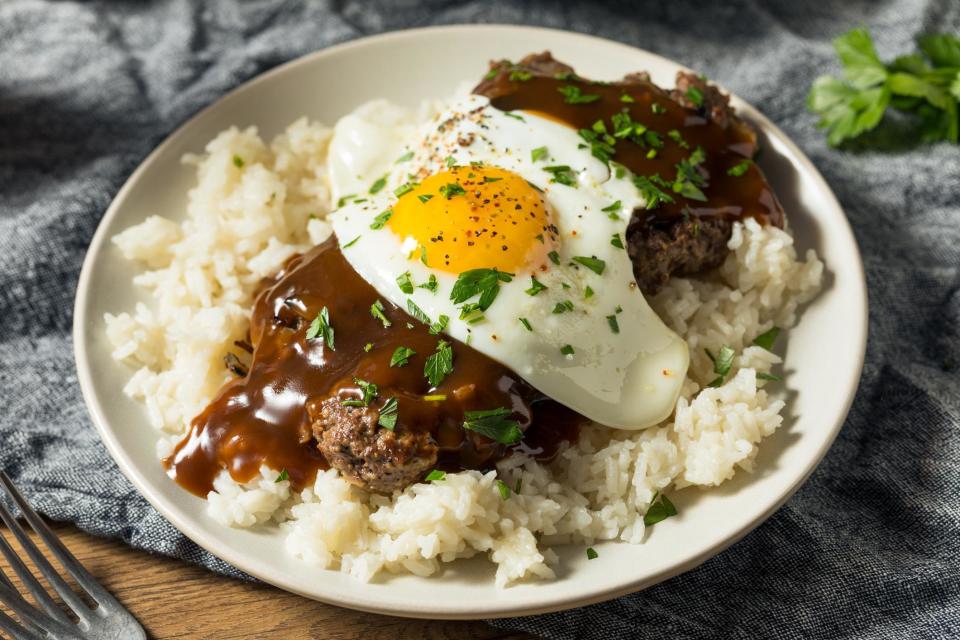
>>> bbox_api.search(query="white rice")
[105,114,823,587]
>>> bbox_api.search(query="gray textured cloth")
[1,1,958,638]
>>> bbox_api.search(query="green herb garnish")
[378,397,399,430]
[275,469,289,483]
[396,271,414,294]
[406,299,431,325]
[342,235,361,249]
[808,28,960,146]
[418,274,439,293]
[531,146,549,162]
[519,317,533,332]
[586,547,598,560]
[644,492,677,526]
[560,344,575,356]
[547,250,561,265]
[425,469,446,482]
[752,326,781,351]
[462,407,523,444]
[727,159,753,177]
[232,155,244,168]
[606,314,620,334]
[450,268,514,311]
[370,299,392,328]
[394,182,417,197]
[572,255,606,275]
[685,86,705,108]
[439,182,467,199]
[552,300,574,314]
[558,85,601,104]
[306,307,334,350]
[424,340,454,387]
[428,314,449,336]
[496,479,511,500]
[368,174,388,194]
[370,209,393,230]
[525,276,548,296]
[611,233,624,249]
[390,346,416,367]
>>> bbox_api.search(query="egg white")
[326,94,689,430]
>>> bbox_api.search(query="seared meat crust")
[313,399,438,494]
[627,217,732,295]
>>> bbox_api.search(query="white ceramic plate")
[73,25,867,619]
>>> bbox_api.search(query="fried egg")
[326,95,689,429]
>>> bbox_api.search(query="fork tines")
[0,471,145,639]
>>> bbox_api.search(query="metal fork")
[0,472,145,640]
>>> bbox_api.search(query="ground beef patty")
[313,399,438,494]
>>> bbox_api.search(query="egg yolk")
[389,165,555,274]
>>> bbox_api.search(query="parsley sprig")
[808,28,960,146]
[462,407,523,444]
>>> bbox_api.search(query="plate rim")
[73,23,868,619]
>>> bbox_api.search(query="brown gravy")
[476,68,784,229]
[166,240,585,495]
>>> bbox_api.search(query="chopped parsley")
[644,492,678,526]
[560,344,575,356]
[343,377,378,407]
[368,174,388,194]
[668,129,690,149]
[578,124,617,163]
[543,165,577,187]
[705,345,736,387]
[378,397,399,430]
[396,271,414,294]
[685,86,705,108]
[370,299,392,328]
[450,268,514,311]
[445,155,457,167]
[651,102,667,115]
[752,326,781,351]
[423,394,447,401]
[606,314,620,334]
[439,182,466,199]
[275,469,289,483]
[390,346,416,367]
[584,285,595,299]
[552,300,574,314]
[509,69,533,82]
[425,469,446,482]
[572,255,606,275]
[462,407,523,444]
[418,274,439,293]
[458,303,485,324]
[342,235,361,249]
[363,342,374,352]
[727,159,753,177]
[525,276,548,296]
[672,146,708,201]
[370,209,393,230]
[394,182,418,197]
[758,372,783,382]
[503,111,525,121]
[620,93,635,103]
[428,314,449,336]
[232,155,244,168]
[586,547,599,560]
[418,193,434,203]
[531,146,549,162]
[601,200,622,220]
[306,307,335,350]
[558,85,601,104]
[496,479,511,501]
[395,150,414,163]
[519,317,533,332]
[337,194,356,208]
[547,250,561,265]
[483,176,502,183]
[611,233,624,249]
[406,299,431,325]
[424,340,454,387]
[633,175,675,209]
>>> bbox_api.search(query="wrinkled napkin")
[1,1,958,638]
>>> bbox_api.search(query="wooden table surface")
[0,523,532,639]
